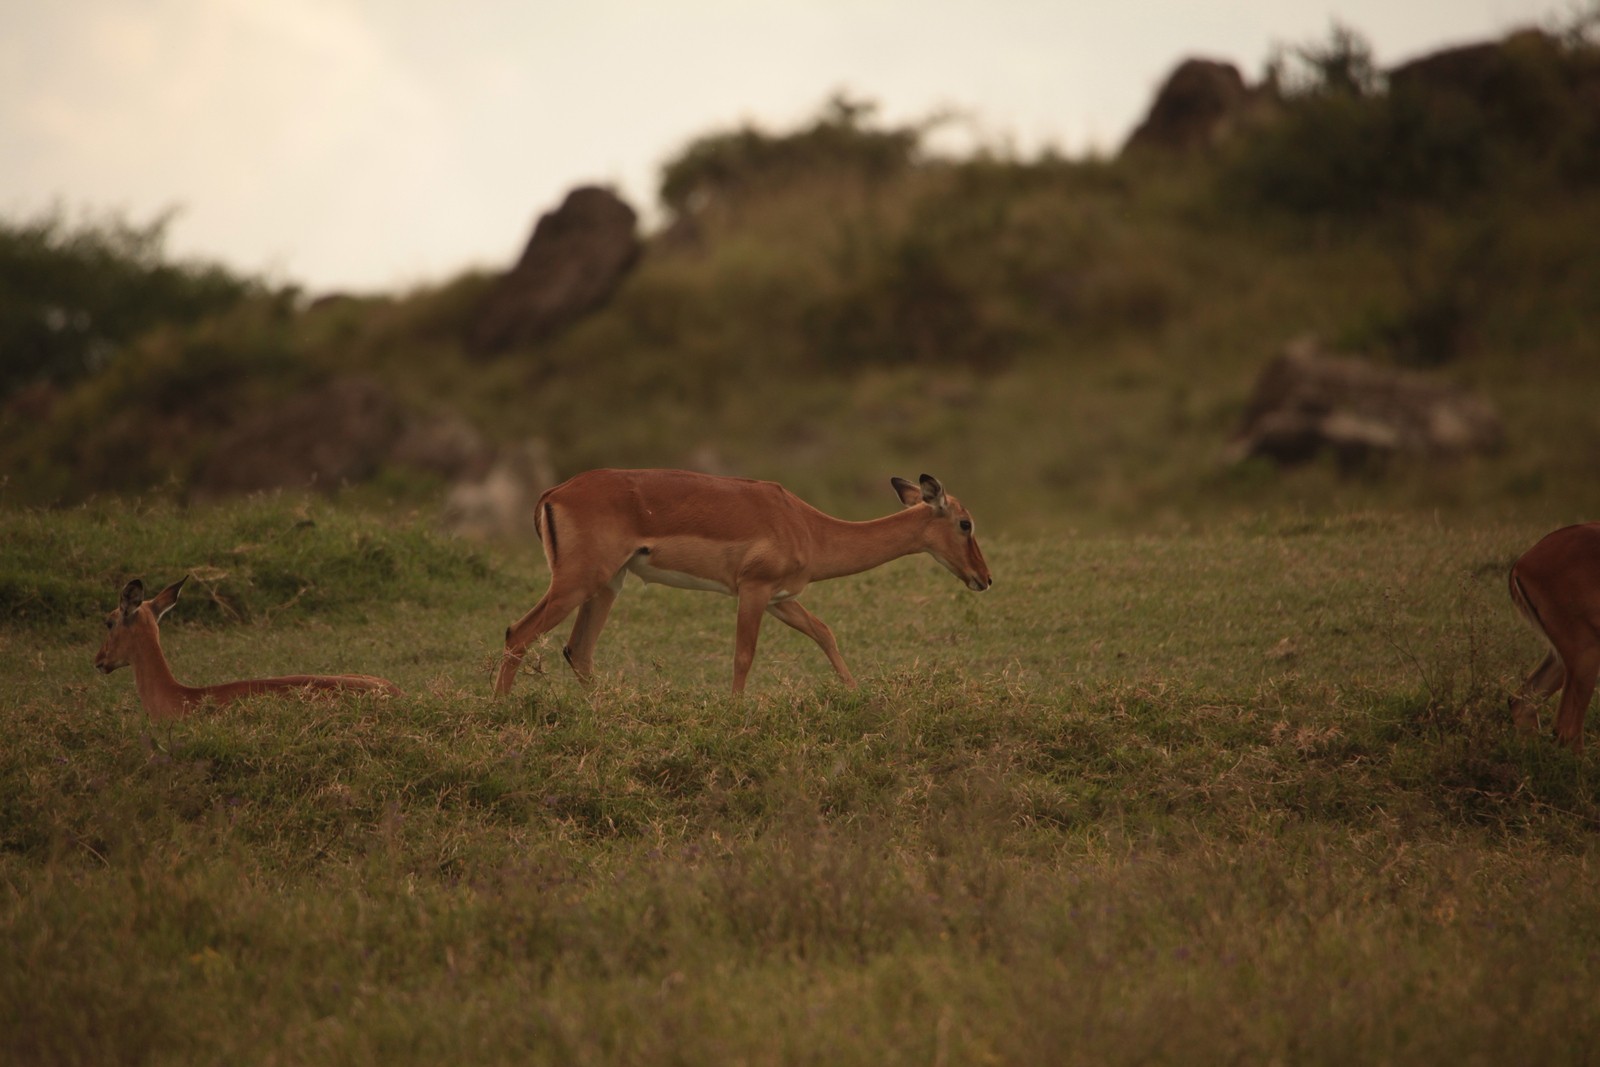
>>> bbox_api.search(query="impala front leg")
[731,583,777,694]
[1553,648,1599,752]
[564,569,626,682]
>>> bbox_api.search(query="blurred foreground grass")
[3,499,1598,1063]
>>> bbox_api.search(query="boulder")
[438,439,557,542]
[389,411,494,484]
[194,378,405,496]
[468,186,641,356]
[1388,29,1565,107]
[3,380,60,424]
[193,378,495,497]
[1224,337,1504,469]
[1123,58,1275,154]
[1388,29,1600,148]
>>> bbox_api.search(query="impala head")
[892,474,992,592]
[95,577,186,673]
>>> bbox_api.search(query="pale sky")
[0,0,1566,294]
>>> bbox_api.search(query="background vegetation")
[4,21,1600,531]
[0,210,255,399]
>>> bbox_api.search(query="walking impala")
[1508,522,1600,751]
[494,469,992,696]
[95,577,402,719]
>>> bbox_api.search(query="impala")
[95,577,402,719]
[494,469,992,695]
[1508,522,1600,750]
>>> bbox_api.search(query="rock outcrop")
[1123,58,1276,154]
[468,186,641,356]
[194,378,405,496]
[1389,29,1566,106]
[438,439,557,541]
[1224,338,1504,470]
[388,410,494,484]
[193,378,493,497]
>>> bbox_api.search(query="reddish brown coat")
[495,469,991,695]
[95,577,401,720]
[1508,522,1600,750]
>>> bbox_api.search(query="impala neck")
[130,622,200,718]
[809,506,930,581]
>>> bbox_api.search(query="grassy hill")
[4,24,1600,533]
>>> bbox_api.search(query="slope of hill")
[4,24,1599,532]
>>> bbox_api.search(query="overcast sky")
[0,0,1567,294]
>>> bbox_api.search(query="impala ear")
[891,476,921,507]
[118,579,145,621]
[918,474,948,513]
[148,576,187,622]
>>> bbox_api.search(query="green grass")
[0,497,491,632]
[4,503,1599,1063]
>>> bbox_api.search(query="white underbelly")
[624,556,798,603]
[626,556,734,596]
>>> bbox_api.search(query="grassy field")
[3,498,1599,1064]
[6,25,1600,1062]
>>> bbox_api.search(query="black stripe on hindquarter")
[1511,571,1548,635]
[544,502,558,565]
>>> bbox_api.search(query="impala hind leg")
[766,599,857,689]
[495,587,589,696]
[1551,645,1599,752]
[495,569,619,696]
[563,569,626,682]
[1510,649,1565,735]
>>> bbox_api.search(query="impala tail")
[533,492,559,569]
[1508,570,1541,634]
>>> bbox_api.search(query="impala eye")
[959,519,972,533]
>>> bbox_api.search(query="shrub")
[659,94,921,217]
[1225,25,1600,217]
[0,210,253,398]
[1,295,309,499]
[0,498,487,636]
[805,233,1015,372]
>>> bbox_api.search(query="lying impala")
[494,469,992,696]
[95,577,402,719]
[1508,523,1600,751]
